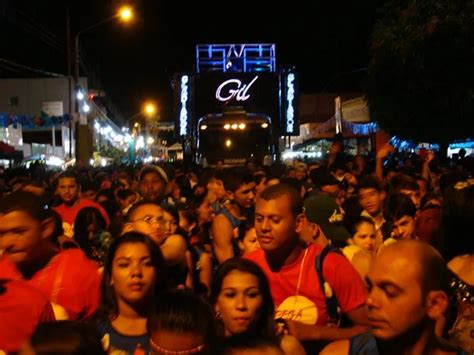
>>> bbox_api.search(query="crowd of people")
[0,141,472,354]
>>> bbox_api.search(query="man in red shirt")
[245,184,368,350]
[0,191,101,321]
[53,171,109,237]
[0,272,55,353]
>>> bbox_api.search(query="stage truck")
[174,43,298,165]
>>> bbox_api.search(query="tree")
[364,0,474,146]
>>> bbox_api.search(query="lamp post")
[73,5,133,164]
[74,5,133,84]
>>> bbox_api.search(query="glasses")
[132,215,166,226]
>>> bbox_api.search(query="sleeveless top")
[218,207,243,258]
[97,321,149,355]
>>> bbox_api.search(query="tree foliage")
[364,0,474,144]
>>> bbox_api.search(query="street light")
[74,5,133,83]
[73,5,133,165]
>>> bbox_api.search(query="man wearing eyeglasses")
[123,201,187,287]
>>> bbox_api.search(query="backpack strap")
[315,244,342,327]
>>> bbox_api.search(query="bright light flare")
[225,139,232,148]
[143,101,157,117]
[118,6,133,22]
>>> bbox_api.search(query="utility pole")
[66,5,73,159]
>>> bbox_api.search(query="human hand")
[376,144,395,159]
[285,320,319,341]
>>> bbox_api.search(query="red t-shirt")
[0,279,55,353]
[245,244,366,326]
[54,199,110,237]
[0,249,101,321]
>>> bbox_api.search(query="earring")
[215,311,222,320]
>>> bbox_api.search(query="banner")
[0,112,72,129]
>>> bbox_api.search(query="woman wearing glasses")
[93,232,168,354]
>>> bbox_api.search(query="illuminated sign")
[286,73,295,133]
[179,75,189,136]
[215,76,258,102]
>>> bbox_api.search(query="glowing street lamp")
[143,102,157,118]
[75,5,134,83]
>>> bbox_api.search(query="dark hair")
[389,173,419,194]
[0,190,51,221]
[29,321,106,354]
[95,232,167,321]
[357,175,383,192]
[237,218,255,242]
[73,207,107,261]
[57,170,80,187]
[348,215,375,236]
[148,289,216,351]
[210,258,276,338]
[161,203,180,225]
[218,334,283,355]
[279,177,303,196]
[116,188,135,201]
[384,193,417,221]
[259,183,303,217]
[223,167,254,192]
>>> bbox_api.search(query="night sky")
[0,0,382,123]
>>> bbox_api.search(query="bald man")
[322,240,466,355]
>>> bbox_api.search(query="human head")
[237,220,260,255]
[148,289,216,355]
[358,175,385,217]
[219,334,284,355]
[125,201,167,244]
[309,168,340,199]
[80,179,98,201]
[301,194,350,247]
[255,184,303,254]
[347,216,376,252]
[389,173,421,210]
[366,240,450,342]
[139,165,168,203]
[0,191,55,270]
[98,232,167,320]
[73,207,107,261]
[160,203,180,237]
[57,171,80,205]
[223,168,255,210]
[384,193,417,240]
[201,170,226,201]
[210,258,275,338]
[21,320,105,355]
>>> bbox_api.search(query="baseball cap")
[303,194,350,244]
[139,165,168,183]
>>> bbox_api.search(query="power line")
[0,58,64,77]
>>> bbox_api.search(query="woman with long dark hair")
[93,232,167,354]
[210,258,305,354]
[73,207,110,265]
